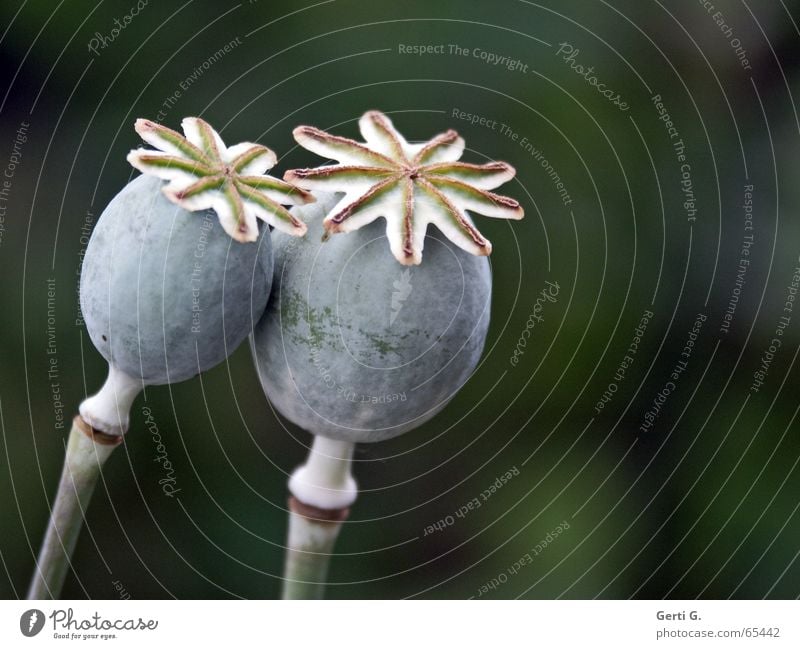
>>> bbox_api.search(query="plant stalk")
[281,435,357,600]
[28,364,139,599]
[27,416,121,599]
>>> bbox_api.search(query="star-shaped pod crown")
[128,117,314,242]
[285,110,524,265]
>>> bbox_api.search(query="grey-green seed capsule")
[252,193,491,443]
[81,174,273,385]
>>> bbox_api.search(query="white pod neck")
[288,435,358,510]
[79,364,143,436]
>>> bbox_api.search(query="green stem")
[281,435,357,600]
[27,416,120,599]
[281,503,347,599]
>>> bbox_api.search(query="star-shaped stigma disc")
[128,117,314,242]
[285,110,524,265]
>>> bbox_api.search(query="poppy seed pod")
[81,173,274,385]
[252,111,523,443]
[78,174,274,430]
[251,191,492,443]
[78,117,313,435]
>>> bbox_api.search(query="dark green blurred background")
[1,0,799,599]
